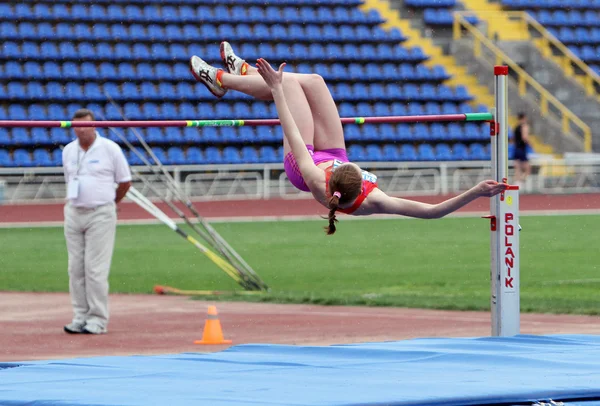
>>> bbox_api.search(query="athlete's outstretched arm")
[368,180,507,219]
[256,58,323,186]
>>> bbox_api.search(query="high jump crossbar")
[0,113,492,128]
[0,66,516,337]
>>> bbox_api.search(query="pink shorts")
[284,145,349,192]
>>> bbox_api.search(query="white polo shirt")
[62,133,132,208]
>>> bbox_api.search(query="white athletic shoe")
[82,323,107,335]
[220,41,249,76]
[64,321,86,334]
[189,55,227,98]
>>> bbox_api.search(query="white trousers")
[64,201,117,329]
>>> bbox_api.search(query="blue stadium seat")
[48,104,66,119]
[150,147,167,164]
[0,128,9,145]
[165,128,182,144]
[452,143,469,160]
[259,146,278,163]
[33,4,50,19]
[5,61,23,79]
[167,147,186,165]
[80,62,98,80]
[8,105,26,120]
[50,128,71,145]
[65,83,83,100]
[382,144,400,161]
[22,42,39,59]
[145,128,164,144]
[391,103,407,116]
[12,128,31,146]
[469,143,488,160]
[240,146,259,163]
[448,123,464,140]
[33,149,52,166]
[374,102,390,116]
[51,148,62,166]
[59,42,77,59]
[74,24,92,40]
[418,144,435,160]
[348,145,366,161]
[129,24,146,40]
[39,43,58,60]
[114,43,133,60]
[205,147,223,164]
[15,4,33,19]
[399,144,418,161]
[0,149,11,166]
[18,22,36,40]
[186,147,204,165]
[179,103,196,117]
[435,143,453,161]
[2,42,20,58]
[430,123,448,140]
[92,24,110,41]
[13,149,33,167]
[7,82,25,100]
[122,102,141,120]
[28,104,47,120]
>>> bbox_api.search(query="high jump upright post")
[489,65,520,337]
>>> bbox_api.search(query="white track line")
[1,209,600,229]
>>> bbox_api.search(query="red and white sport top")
[324,160,378,215]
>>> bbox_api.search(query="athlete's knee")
[307,73,326,86]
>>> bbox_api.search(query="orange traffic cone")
[194,305,232,345]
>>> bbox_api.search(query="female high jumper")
[190,42,507,235]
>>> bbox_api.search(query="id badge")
[67,178,79,199]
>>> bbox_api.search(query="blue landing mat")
[2,334,600,406]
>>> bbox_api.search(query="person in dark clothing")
[512,112,530,187]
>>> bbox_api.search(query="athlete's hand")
[475,180,508,197]
[256,58,285,89]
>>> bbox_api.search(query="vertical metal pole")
[491,66,520,337]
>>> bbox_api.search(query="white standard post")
[490,66,520,337]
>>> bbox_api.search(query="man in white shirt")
[62,109,132,335]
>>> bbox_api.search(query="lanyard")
[76,147,87,177]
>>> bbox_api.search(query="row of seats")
[0,61,449,83]
[0,122,492,146]
[527,10,600,27]
[0,82,472,103]
[2,100,479,121]
[0,4,384,25]
[423,9,479,26]
[0,142,502,167]
[0,22,405,44]
[405,0,456,7]
[502,0,600,10]
[23,0,364,4]
[1,42,429,63]
[548,27,600,44]
[568,45,600,63]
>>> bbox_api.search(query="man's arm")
[115,181,131,204]
[112,144,132,204]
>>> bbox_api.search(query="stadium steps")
[361,0,554,155]
[533,38,600,104]
[460,0,530,41]
[360,0,495,109]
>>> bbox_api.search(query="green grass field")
[1,215,599,315]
